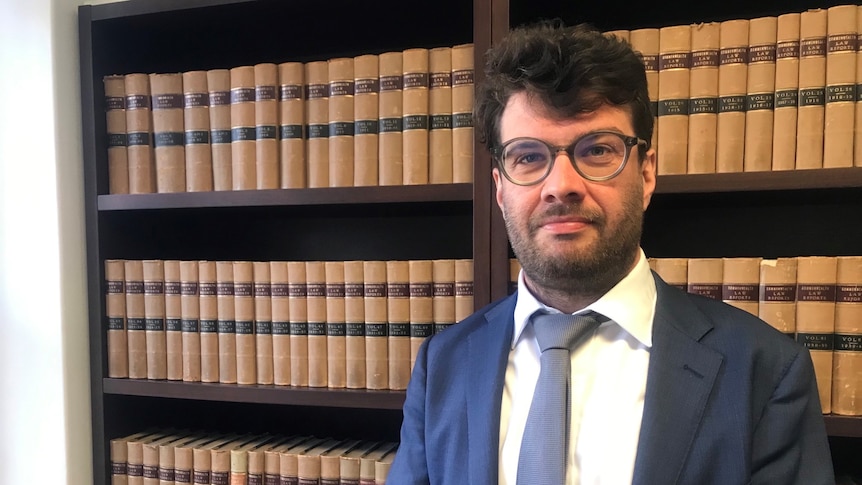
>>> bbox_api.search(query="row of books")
[605,4,862,175]
[110,429,397,485]
[105,258,474,391]
[103,43,475,195]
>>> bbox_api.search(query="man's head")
[476,21,657,312]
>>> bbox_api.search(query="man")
[388,20,834,484]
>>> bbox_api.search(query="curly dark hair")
[475,20,653,160]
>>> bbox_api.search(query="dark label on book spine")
[760,284,796,302]
[796,333,834,351]
[346,322,364,336]
[434,282,455,297]
[211,129,231,144]
[718,96,746,113]
[430,114,453,130]
[107,133,127,147]
[159,468,175,481]
[827,85,856,103]
[345,283,364,298]
[235,282,252,297]
[289,283,307,298]
[236,320,254,334]
[658,52,691,70]
[452,112,473,128]
[777,40,800,59]
[435,322,454,333]
[126,281,144,294]
[167,318,182,331]
[107,280,124,293]
[211,471,229,485]
[127,132,151,146]
[797,284,836,301]
[388,282,409,298]
[193,470,210,484]
[272,322,290,335]
[719,47,749,65]
[320,479,339,485]
[380,75,403,91]
[827,34,857,53]
[106,96,125,110]
[249,473,263,485]
[217,282,234,296]
[263,473,279,485]
[800,38,826,57]
[307,84,328,99]
[431,72,452,88]
[175,469,191,483]
[379,117,403,133]
[154,132,184,147]
[290,322,308,335]
[126,94,150,110]
[365,283,387,298]
[145,318,165,331]
[127,317,145,331]
[355,78,380,94]
[691,49,719,68]
[143,465,158,479]
[745,93,774,111]
[185,130,210,145]
[308,322,326,336]
[209,91,230,106]
[256,85,277,101]
[410,323,433,338]
[329,81,355,96]
[657,99,689,116]
[355,120,379,135]
[857,85,862,102]
[366,323,388,337]
[280,125,303,139]
[326,322,346,336]
[455,282,473,296]
[217,320,235,333]
[255,320,272,334]
[181,319,199,332]
[108,317,124,330]
[111,461,127,475]
[307,124,329,138]
[184,92,209,108]
[199,282,217,296]
[722,284,758,302]
[200,319,218,333]
[749,44,776,63]
[326,283,345,298]
[282,478,298,485]
[410,282,433,298]
[404,114,429,130]
[231,87,255,103]
[640,54,658,72]
[329,121,355,137]
[453,69,474,85]
[837,285,862,303]
[389,322,410,337]
[152,93,182,110]
[403,72,429,89]
[687,284,721,300]
[835,334,862,351]
[279,84,302,100]
[272,283,289,297]
[256,125,278,139]
[307,283,326,298]
[231,127,256,141]
[254,283,271,297]
[127,464,143,477]
[689,97,718,114]
[775,90,798,108]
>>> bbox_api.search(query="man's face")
[493,92,657,299]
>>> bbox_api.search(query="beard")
[503,189,644,300]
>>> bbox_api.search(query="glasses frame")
[491,131,648,185]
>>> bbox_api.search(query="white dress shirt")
[499,249,657,485]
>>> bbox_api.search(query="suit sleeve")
[750,347,835,485]
[387,337,431,484]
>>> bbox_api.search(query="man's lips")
[537,216,592,235]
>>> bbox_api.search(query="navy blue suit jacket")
[388,273,835,484]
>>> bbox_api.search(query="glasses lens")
[573,132,627,178]
[501,139,552,184]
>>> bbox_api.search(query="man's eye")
[515,152,548,164]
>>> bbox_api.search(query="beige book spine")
[354,54,380,186]
[278,438,325,485]
[630,30,660,157]
[344,261,367,389]
[796,256,838,413]
[124,73,155,193]
[329,58,355,187]
[230,66,257,190]
[254,63,279,189]
[686,258,723,301]
[856,6,862,168]
[796,9,828,169]
[403,48,430,185]
[288,261,309,387]
[687,22,720,174]
[179,260,201,382]
[432,259,456,335]
[164,260,183,381]
[104,75,129,194]
[379,52,404,186]
[143,434,185,485]
[182,70,214,192]
[429,47,453,184]
[271,261,291,386]
[772,13,801,171]
[150,73,186,193]
[657,24,692,175]
[325,261,347,388]
[111,431,152,485]
[125,260,147,379]
[509,258,521,296]
[207,69,232,191]
[198,261,219,383]
[306,61,330,188]
[306,261,328,387]
[264,438,304,485]
[743,17,778,172]
[374,447,398,485]
[721,257,762,316]
[364,260,389,390]
[143,260,167,380]
[604,29,630,42]
[451,43,474,183]
[278,62,306,188]
[832,256,862,416]
[408,260,433,369]
[253,261,274,385]
[320,440,363,484]
[758,258,799,336]
[653,257,688,292]
[716,19,750,173]
[454,259,474,322]
[234,261,257,385]
[216,261,237,384]
[339,441,381,484]
[174,434,228,485]
[387,260,411,390]
[359,442,398,485]
[106,259,129,378]
[823,5,858,168]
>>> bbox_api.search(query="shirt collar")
[512,248,656,349]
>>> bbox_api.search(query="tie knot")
[531,312,601,352]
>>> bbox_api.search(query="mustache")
[534,203,603,223]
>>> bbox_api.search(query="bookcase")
[79,0,862,483]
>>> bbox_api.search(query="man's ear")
[492,167,505,209]
[641,148,657,210]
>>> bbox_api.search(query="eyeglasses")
[491,131,647,186]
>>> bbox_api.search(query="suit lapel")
[632,275,724,485]
[467,295,515,485]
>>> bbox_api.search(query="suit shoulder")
[423,296,513,348]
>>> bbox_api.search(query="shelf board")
[98,183,473,211]
[825,415,862,438]
[102,378,406,410]
[655,167,862,194]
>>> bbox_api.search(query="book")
[796,9,828,170]
[150,72,186,193]
[758,257,798,337]
[288,261,309,387]
[124,73,155,193]
[296,439,346,485]
[742,16,777,172]
[174,433,239,485]
[229,435,278,485]
[721,257,762,316]
[832,256,862,416]
[344,260,367,389]
[359,442,398,485]
[230,65,257,190]
[179,261,201,382]
[402,48,430,185]
[454,259,474,322]
[687,22,720,174]
[823,5,858,168]
[306,60,330,188]
[320,439,364,485]
[142,432,188,485]
[198,261,220,383]
[856,5,862,167]
[271,261,291,386]
[143,259,167,380]
[234,261,257,385]
[796,255,838,413]
[451,43,474,183]
[379,51,404,186]
[772,13,801,171]
[211,435,268,485]
[716,19,750,173]
[125,260,147,379]
[279,437,328,485]
[657,24,691,175]
[253,261,274,385]
[306,261,329,387]
[207,69,232,191]
[604,29,630,42]
[111,430,161,485]
[432,259,456,334]
[409,260,433,369]
[181,70,213,192]
[374,446,398,485]
[159,433,208,485]
[629,29,660,157]
[247,436,297,485]
[686,257,723,301]
[104,74,129,194]
[164,259,183,381]
[328,57,356,187]
[325,260,347,388]
[339,441,382,485]
[105,259,129,378]
[254,62,279,189]
[354,54,380,187]
[653,257,688,292]
[429,47,453,184]
[193,434,254,485]
[387,260,411,390]
[216,260,238,384]
[264,436,312,485]
[364,260,389,390]
[278,62,306,188]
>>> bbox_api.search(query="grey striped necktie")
[516,312,601,485]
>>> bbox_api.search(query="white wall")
[0,0,91,483]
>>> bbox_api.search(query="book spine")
[387,260,411,390]
[832,256,862,416]
[721,257,762,316]
[716,19,750,173]
[231,66,257,190]
[653,258,688,292]
[353,54,380,187]
[772,13,801,171]
[306,261,328,387]
[796,9,828,170]
[278,62,306,189]
[408,260,433,370]
[143,259,167,380]
[856,6,862,168]
[254,63,279,189]
[306,61,330,188]
[454,259,474,323]
[216,261,238,384]
[432,259,456,334]
[629,30,660,158]
[234,261,257,385]
[207,69,233,191]
[823,5,858,168]
[344,261,367,389]
[125,73,155,193]
[150,72,186,193]
[104,75,130,194]
[657,24,691,175]
[743,17,777,172]
[451,43,474,183]
[182,70,214,192]
[687,22,720,174]
[111,437,130,485]
[686,258,723,301]
[180,261,201,382]
[253,261,274,385]
[429,47,453,184]
[758,258,798,337]
[271,261,291,386]
[796,256,838,414]
[325,261,347,388]
[106,259,129,378]
[164,259,183,381]
[198,261,220,383]
[288,261,309,387]
[364,261,389,390]
[379,52,404,186]
[402,48,430,185]
[328,58,356,188]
